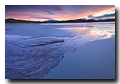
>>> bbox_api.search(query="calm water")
[5,22,115,79]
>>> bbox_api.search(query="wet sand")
[41,37,115,79]
[5,22,115,79]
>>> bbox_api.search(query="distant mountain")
[5,18,41,23]
[48,18,115,23]
[5,18,115,24]
[42,19,58,23]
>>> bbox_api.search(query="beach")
[5,22,115,79]
[41,37,115,79]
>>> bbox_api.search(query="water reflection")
[58,25,115,42]
[52,24,115,56]
[90,26,115,39]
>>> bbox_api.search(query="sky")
[5,5,115,22]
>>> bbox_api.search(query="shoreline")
[5,22,115,79]
[5,21,115,24]
[41,37,115,79]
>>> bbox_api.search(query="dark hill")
[5,19,41,23]
[5,18,115,24]
[49,19,115,23]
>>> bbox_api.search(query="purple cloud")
[5,5,115,21]
[88,13,115,19]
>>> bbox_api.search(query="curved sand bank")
[41,37,115,79]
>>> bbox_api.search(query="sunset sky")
[5,5,115,22]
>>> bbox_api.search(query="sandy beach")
[5,22,115,79]
[41,37,115,79]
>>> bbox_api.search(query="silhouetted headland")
[5,18,41,23]
[5,18,115,24]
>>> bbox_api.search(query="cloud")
[54,6,63,11]
[88,15,93,18]
[46,10,55,15]
[88,13,115,19]
[95,13,115,18]
[5,5,115,21]
[33,17,52,19]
